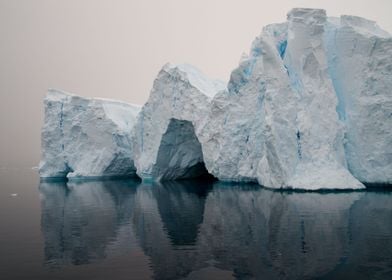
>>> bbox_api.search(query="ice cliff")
[39,8,391,190]
[39,89,140,179]
[201,8,365,189]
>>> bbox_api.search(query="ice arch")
[132,63,226,181]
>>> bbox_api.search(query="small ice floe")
[10,193,18,197]
[31,166,39,170]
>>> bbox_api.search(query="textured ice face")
[39,89,140,179]
[200,8,365,189]
[282,8,364,189]
[326,15,392,184]
[132,63,226,181]
[200,23,299,186]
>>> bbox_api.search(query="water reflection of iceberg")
[39,179,391,280]
[132,180,214,280]
[39,179,140,266]
[155,180,212,246]
[322,191,392,279]
[132,181,364,280]
[199,184,363,279]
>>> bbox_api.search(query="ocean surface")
[0,168,391,280]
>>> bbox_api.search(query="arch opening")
[153,118,214,181]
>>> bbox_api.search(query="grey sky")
[0,0,391,168]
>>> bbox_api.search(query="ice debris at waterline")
[39,8,392,190]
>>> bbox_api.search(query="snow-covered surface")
[39,8,391,189]
[172,63,226,98]
[39,89,140,179]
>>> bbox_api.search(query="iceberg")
[39,89,140,179]
[132,63,226,181]
[39,8,391,190]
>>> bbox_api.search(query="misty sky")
[1,0,391,168]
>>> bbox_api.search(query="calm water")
[0,169,391,280]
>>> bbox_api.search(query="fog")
[1,0,391,168]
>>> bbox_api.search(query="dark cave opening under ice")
[153,118,215,181]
